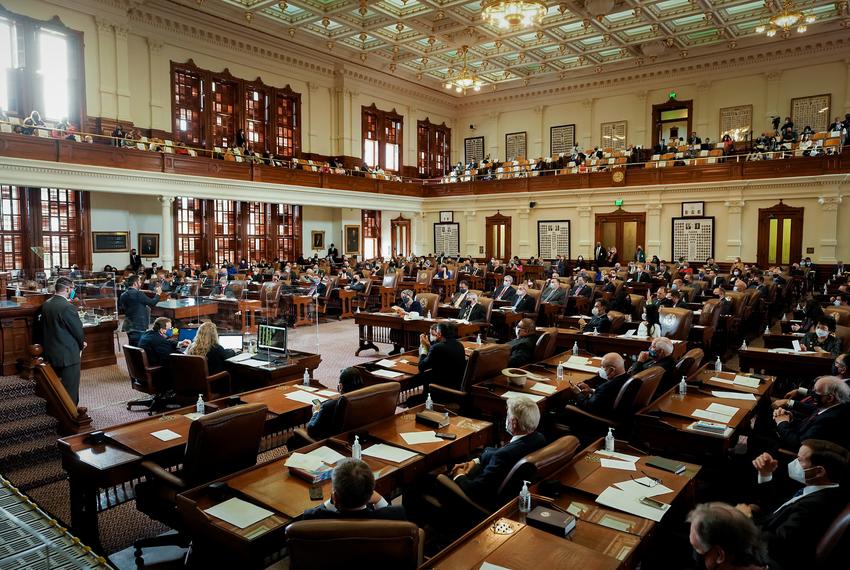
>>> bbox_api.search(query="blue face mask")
[648,348,658,358]
[68,289,76,299]
[165,328,174,338]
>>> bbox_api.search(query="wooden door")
[486,212,511,261]
[594,209,646,263]
[390,215,411,257]
[757,202,803,267]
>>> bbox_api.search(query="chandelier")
[481,1,547,29]
[756,0,815,37]
[444,46,482,94]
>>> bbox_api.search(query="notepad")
[614,478,674,498]
[184,412,203,421]
[706,403,740,417]
[600,458,637,471]
[317,390,338,398]
[596,486,669,522]
[227,352,253,362]
[284,390,327,405]
[529,382,557,395]
[362,443,418,464]
[372,369,404,379]
[692,409,732,423]
[150,429,182,442]
[295,385,318,392]
[594,450,641,463]
[501,391,545,403]
[733,375,760,388]
[710,390,757,401]
[204,498,274,529]
[400,431,444,445]
[480,563,511,570]
[285,452,327,472]
[567,355,589,365]
[308,445,346,465]
[375,359,397,368]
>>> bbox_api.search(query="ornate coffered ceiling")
[177,1,850,94]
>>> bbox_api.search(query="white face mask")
[787,458,808,484]
[503,281,510,287]
[641,313,647,321]
[834,300,841,307]
[429,334,437,343]
[816,328,829,339]
[591,307,600,316]
[504,416,514,436]
[515,327,521,338]
[598,367,609,380]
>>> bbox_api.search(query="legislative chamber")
[0,0,849,568]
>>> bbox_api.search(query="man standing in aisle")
[120,274,161,346]
[41,277,86,404]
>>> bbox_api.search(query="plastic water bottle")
[356,306,360,314]
[782,313,787,321]
[425,393,434,411]
[14,283,20,297]
[572,341,579,355]
[715,356,722,372]
[518,480,532,513]
[678,376,688,396]
[303,368,310,386]
[196,394,205,415]
[476,333,482,346]
[427,310,432,320]
[604,427,615,451]
[824,284,828,294]
[556,361,564,381]
[352,435,362,459]
[740,339,748,350]
[764,325,771,335]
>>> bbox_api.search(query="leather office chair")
[414,292,439,316]
[431,343,510,413]
[693,298,722,351]
[659,307,693,340]
[431,435,581,517]
[675,348,705,381]
[477,296,495,323]
[834,324,850,353]
[816,502,850,568]
[289,382,401,449]
[134,403,267,567]
[168,353,232,404]
[286,520,424,570]
[124,345,166,413]
[413,268,435,295]
[533,329,558,362]
[629,294,646,321]
[825,306,850,327]
[607,310,626,334]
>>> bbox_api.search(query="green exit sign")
[614,199,624,206]
[668,90,677,99]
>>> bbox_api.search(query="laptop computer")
[218,332,244,352]
[178,328,198,342]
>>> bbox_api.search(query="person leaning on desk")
[392,289,422,316]
[303,458,405,520]
[138,317,191,369]
[185,321,236,375]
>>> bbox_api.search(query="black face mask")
[692,548,708,569]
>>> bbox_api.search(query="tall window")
[362,209,381,260]
[41,188,79,269]
[210,78,237,148]
[417,119,451,177]
[0,18,16,113]
[244,86,268,151]
[0,185,24,270]
[275,87,301,157]
[38,29,70,121]
[213,200,238,265]
[173,68,203,147]
[175,197,204,269]
[276,204,302,262]
[244,202,268,261]
[362,104,404,172]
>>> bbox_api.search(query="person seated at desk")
[159,272,178,293]
[186,321,237,375]
[540,277,565,305]
[669,290,688,309]
[800,317,842,356]
[489,275,516,302]
[119,275,161,346]
[791,300,824,334]
[687,502,770,570]
[570,275,592,298]
[601,272,618,294]
[458,293,486,322]
[392,289,422,317]
[772,377,850,450]
[435,264,452,280]
[298,368,364,442]
[303,458,406,521]
[138,317,191,369]
[345,274,366,293]
[579,299,612,334]
[449,396,546,503]
[742,440,849,570]
[418,322,465,392]
[631,264,652,283]
[507,318,538,367]
[774,353,850,419]
[566,353,630,418]
[507,284,535,312]
[636,304,662,338]
[630,336,677,387]
[450,280,471,307]
[210,276,237,299]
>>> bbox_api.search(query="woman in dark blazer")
[186,321,237,375]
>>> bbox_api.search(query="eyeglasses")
[632,471,661,487]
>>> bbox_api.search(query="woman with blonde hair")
[186,321,236,375]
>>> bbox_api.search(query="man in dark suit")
[459,293,486,322]
[327,243,339,260]
[119,274,161,346]
[304,368,363,441]
[594,242,606,266]
[507,318,538,367]
[567,353,630,418]
[509,284,536,312]
[490,275,517,302]
[129,248,142,272]
[631,264,652,283]
[570,276,592,298]
[555,255,567,277]
[773,376,850,450]
[687,503,770,570]
[540,278,566,305]
[449,396,546,505]
[630,336,678,392]
[303,459,406,521]
[742,439,849,569]
[138,317,190,369]
[450,281,471,308]
[345,274,366,293]
[581,299,612,333]
[418,322,466,392]
[41,277,86,404]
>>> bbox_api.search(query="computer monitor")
[178,328,198,342]
[257,324,287,355]
[218,333,244,351]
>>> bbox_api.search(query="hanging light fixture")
[755,0,816,37]
[443,46,483,94]
[481,1,547,30]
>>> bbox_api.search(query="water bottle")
[196,394,205,415]
[678,376,688,396]
[740,340,748,350]
[764,325,771,335]
[427,310,432,320]
[604,427,615,451]
[781,313,787,321]
[572,341,579,356]
[824,284,828,294]
[425,393,434,411]
[356,306,360,314]
[556,361,564,381]
[14,283,20,297]
[714,356,722,372]
[351,435,362,459]
[476,333,482,346]
[303,368,310,386]
[518,480,532,513]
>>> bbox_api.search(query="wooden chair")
[168,353,232,404]
[533,329,558,362]
[123,344,166,413]
[431,344,510,413]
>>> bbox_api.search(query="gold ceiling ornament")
[536,29,544,40]
[756,0,815,37]
[358,1,368,16]
[422,56,429,65]
[494,39,503,50]
[595,65,603,73]
[288,27,296,37]
[244,11,254,23]
[322,17,330,28]
[559,3,569,15]
[444,45,483,94]
[389,62,396,72]
[436,10,445,19]
[326,41,334,50]
[393,45,400,53]
[559,43,567,54]
[633,6,642,18]
[481,1,547,30]
[728,40,738,48]
[360,52,367,61]
[396,21,404,33]
[522,78,529,87]
[680,49,689,57]
[278,1,286,11]
[359,31,367,42]
[416,72,422,80]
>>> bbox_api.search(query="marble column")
[818,195,843,263]
[95,19,117,120]
[724,200,746,260]
[645,203,663,255]
[463,210,478,257]
[695,81,711,137]
[411,211,428,256]
[577,206,592,258]
[159,196,175,270]
[517,208,530,257]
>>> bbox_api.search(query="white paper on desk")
[563,362,601,374]
[501,391,545,403]
[184,412,203,421]
[709,376,735,385]
[480,563,511,570]
[567,355,589,365]
[285,390,327,405]
[733,375,760,388]
[372,369,404,379]
[792,339,802,351]
[529,382,557,395]
[317,390,338,398]
[375,359,397,368]
[400,431,443,445]
[614,479,674,498]
[706,403,740,417]
[295,385,318,392]
[711,390,757,401]
[204,498,273,529]
[308,446,346,465]
[601,458,637,471]
[692,409,732,423]
[227,352,253,362]
[362,443,418,464]
[239,358,275,368]
[596,486,669,522]
[620,329,637,337]
[285,452,327,471]
[150,429,182,441]
[594,450,641,463]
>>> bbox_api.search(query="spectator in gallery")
[111,124,125,146]
[235,128,246,149]
[22,110,45,135]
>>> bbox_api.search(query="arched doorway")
[485,212,511,260]
[594,209,646,263]
[757,201,803,267]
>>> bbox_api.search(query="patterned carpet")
[0,318,386,555]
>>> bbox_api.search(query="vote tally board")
[671,217,714,261]
[537,220,571,259]
[434,223,460,256]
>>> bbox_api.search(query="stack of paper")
[204,498,273,529]
[562,355,600,374]
[285,390,327,405]
[150,429,182,442]
[594,449,641,471]
[501,391,545,403]
[399,431,444,445]
[596,486,670,522]
[375,359,397,368]
[529,382,557,395]
[372,369,404,379]
[692,402,738,424]
[710,390,757,401]
[362,443,418,464]
[732,375,760,388]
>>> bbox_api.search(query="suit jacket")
[570,284,592,298]
[205,343,236,375]
[129,253,142,271]
[306,398,341,440]
[492,284,516,302]
[138,330,181,368]
[302,503,407,521]
[510,294,536,312]
[507,335,538,367]
[348,281,366,293]
[630,355,677,392]
[418,338,466,390]
[594,246,606,264]
[541,286,565,305]
[459,302,486,322]
[633,271,651,283]
[455,432,547,503]
[119,288,159,333]
[576,372,630,418]
[41,295,85,368]
[585,314,611,333]
[401,299,423,315]
[451,290,470,307]
[776,403,850,450]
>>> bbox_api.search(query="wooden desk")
[355,352,422,402]
[152,298,219,323]
[738,346,834,378]
[423,497,628,569]
[223,350,322,390]
[353,312,485,355]
[761,332,805,349]
[545,328,688,360]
